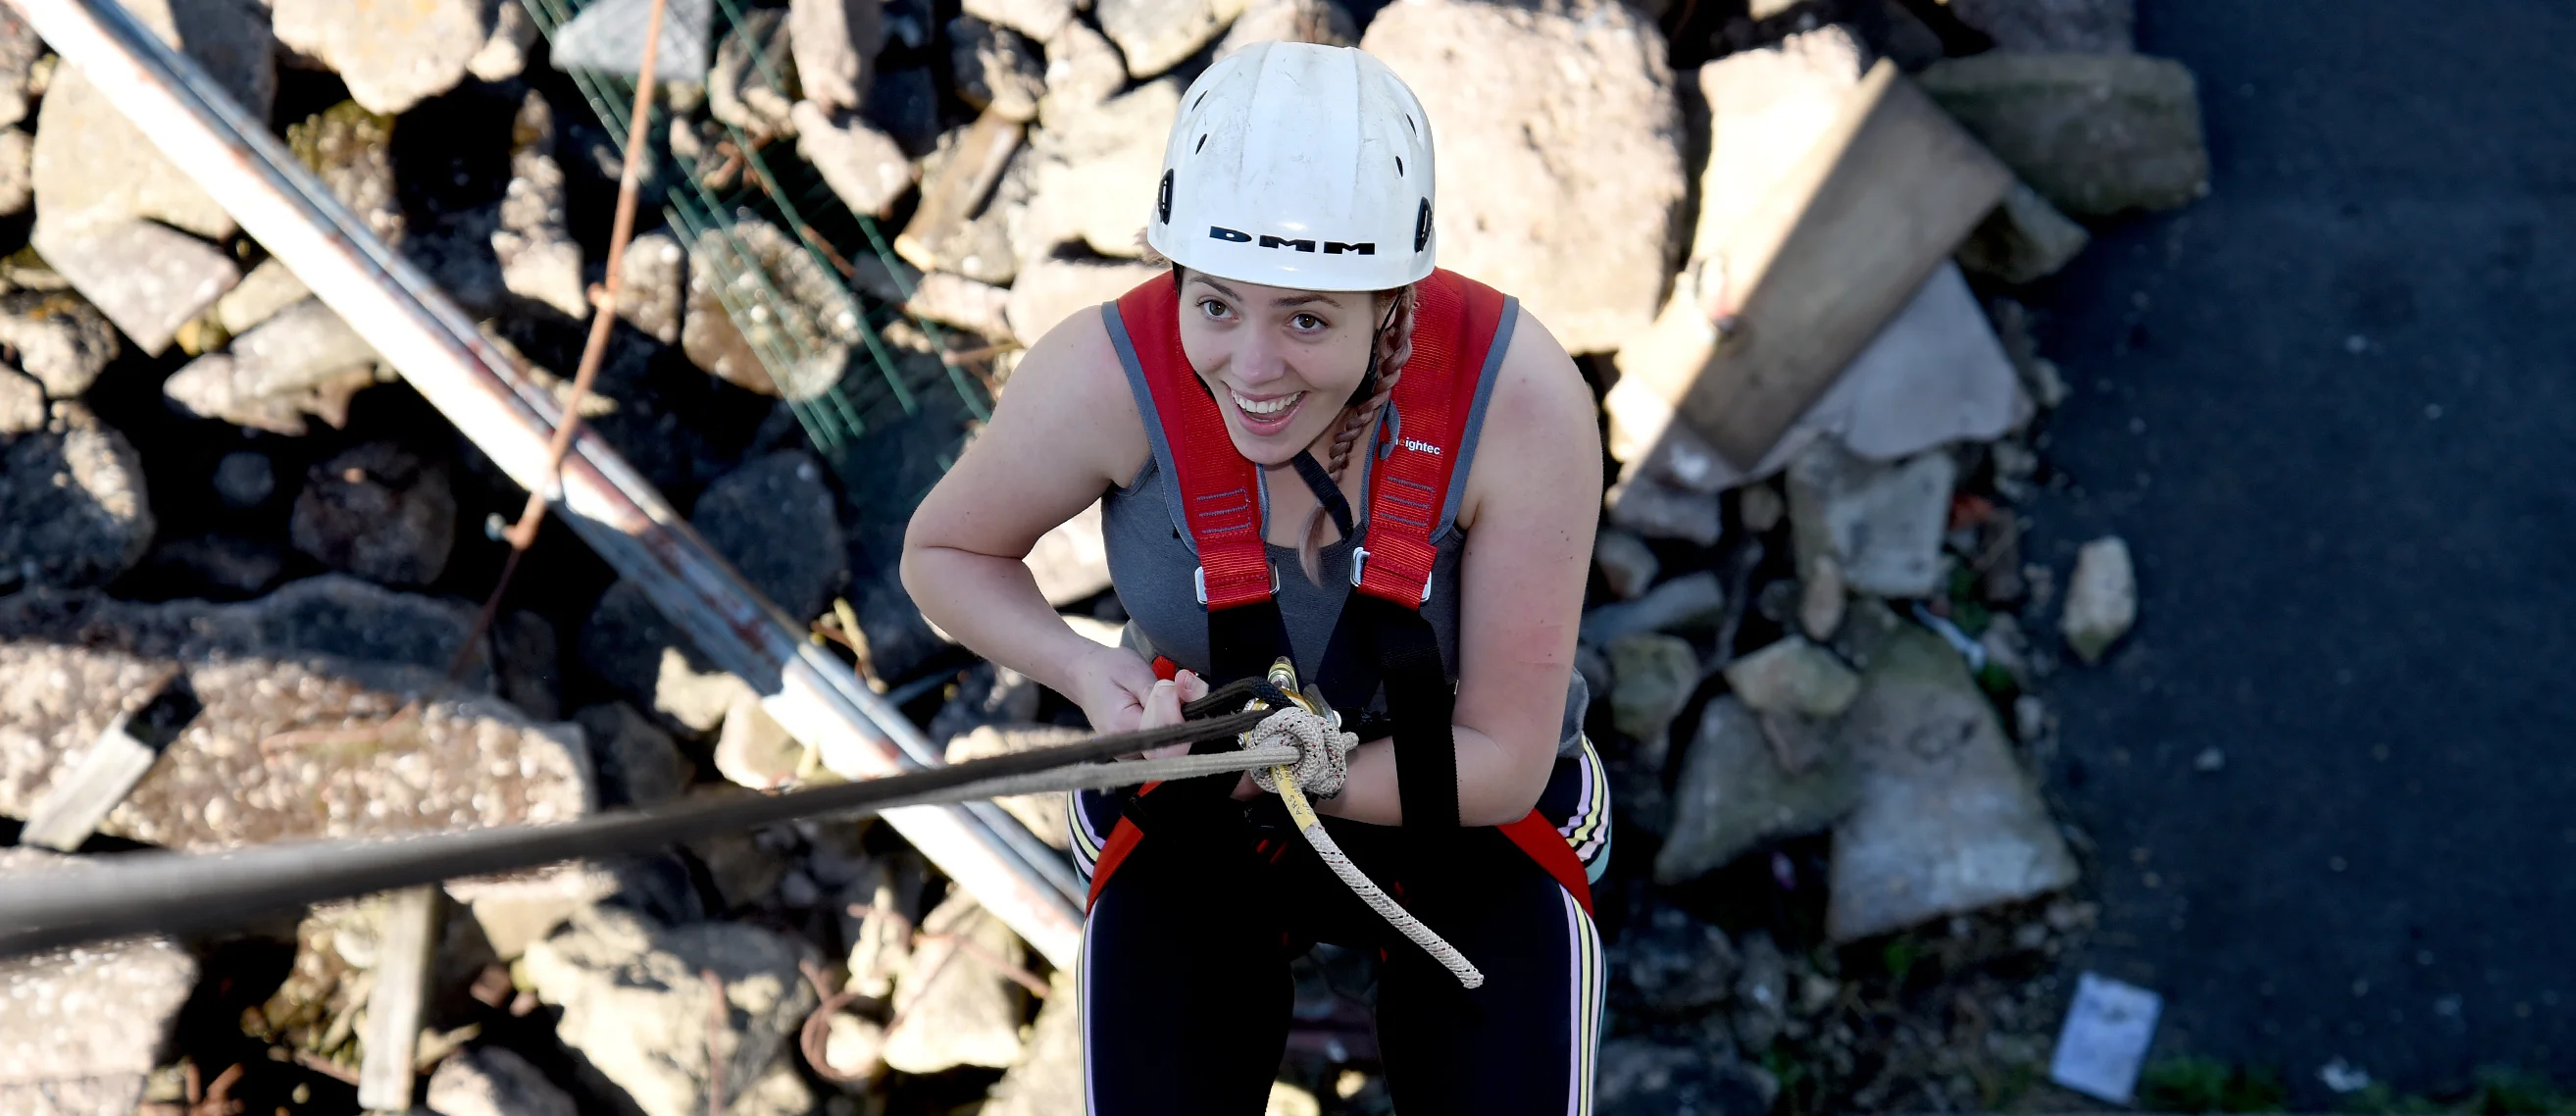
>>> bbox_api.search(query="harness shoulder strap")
[1112,275,1272,611]
[1352,270,1513,607]
[1107,275,1285,686]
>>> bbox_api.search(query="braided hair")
[1295,284,1418,584]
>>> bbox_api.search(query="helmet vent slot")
[1196,133,1209,152]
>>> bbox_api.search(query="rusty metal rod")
[4,0,1085,965]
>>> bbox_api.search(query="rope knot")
[1243,706,1357,799]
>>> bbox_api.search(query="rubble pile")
[0,0,2188,1111]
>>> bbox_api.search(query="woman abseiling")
[900,42,1609,1114]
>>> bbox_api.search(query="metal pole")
[3,0,1084,965]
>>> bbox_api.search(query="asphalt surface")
[2025,0,2576,1102]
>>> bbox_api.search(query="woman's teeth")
[1232,389,1303,417]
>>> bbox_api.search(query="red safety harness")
[1085,269,1591,918]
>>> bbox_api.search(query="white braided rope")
[1248,707,1484,989]
[1244,705,1357,798]
[1289,800,1485,989]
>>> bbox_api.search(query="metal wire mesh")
[516,0,993,527]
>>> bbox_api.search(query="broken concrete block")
[1035,22,1126,127]
[971,0,1077,43]
[31,219,240,357]
[710,9,801,141]
[1688,27,1871,279]
[1593,530,1661,601]
[792,101,918,219]
[950,15,1044,122]
[1787,441,1956,599]
[716,693,807,790]
[1614,60,2010,470]
[1826,625,2079,939]
[216,258,315,336]
[427,1045,579,1116]
[1363,0,1686,355]
[790,0,886,114]
[0,851,198,1116]
[881,894,1029,1073]
[1607,633,1700,762]
[0,290,119,399]
[492,91,586,319]
[467,0,540,82]
[1098,0,1241,78]
[0,128,28,217]
[1800,554,1846,640]
[1654,696,1856,885]
[274,0,491,115]
[1605,476,1723,547]
[907,272,1016,342]
[1832,263,2030,460]
[1028,498,1113,606]
[1957,180,2093,285]
[2060,535,2136,663]
[0,591,593,850]
[1918,52,2208,217]
[0,369,38,435]
[1581,571,1725,646]
[30,0,273,242]
[1722,635,1861,719]
[164,299,379,435]
[549,0,716,78]
[524,905,818,1116]
[1006,253,1160,347]
[1023,79,1176,261]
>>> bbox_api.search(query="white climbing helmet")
[1146,42,1437,292]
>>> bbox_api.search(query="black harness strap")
[1287,450,1357,542]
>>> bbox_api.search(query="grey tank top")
[1094,299,1590,752]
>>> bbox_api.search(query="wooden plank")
[20,676,197,852]
[357,886,440,1112]
[1619,61,2011,470]
[893,110,1022,272]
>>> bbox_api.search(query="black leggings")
[1074,778,1606,1114]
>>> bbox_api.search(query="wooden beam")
[1619,61,2011,470]
[357,886,440,1112]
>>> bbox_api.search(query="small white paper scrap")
[2049,972,2163,1104]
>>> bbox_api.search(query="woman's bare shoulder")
[990,306,1152,486]
[1455,305,1601,531]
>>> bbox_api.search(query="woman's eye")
[1291,313,1325,331]
[1199,299,1233,320]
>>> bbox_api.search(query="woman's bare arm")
[1316,308,1600,827]
[900,312,1158,724]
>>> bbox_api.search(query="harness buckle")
[1193,563,1280,607]
[1349,546,1435,604]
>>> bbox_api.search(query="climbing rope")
[0,671,1486,991]
[1235,664,1485,989]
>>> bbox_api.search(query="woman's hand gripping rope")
[1243,665,1486,989]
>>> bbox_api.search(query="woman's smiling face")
[1174,272,1380,466]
